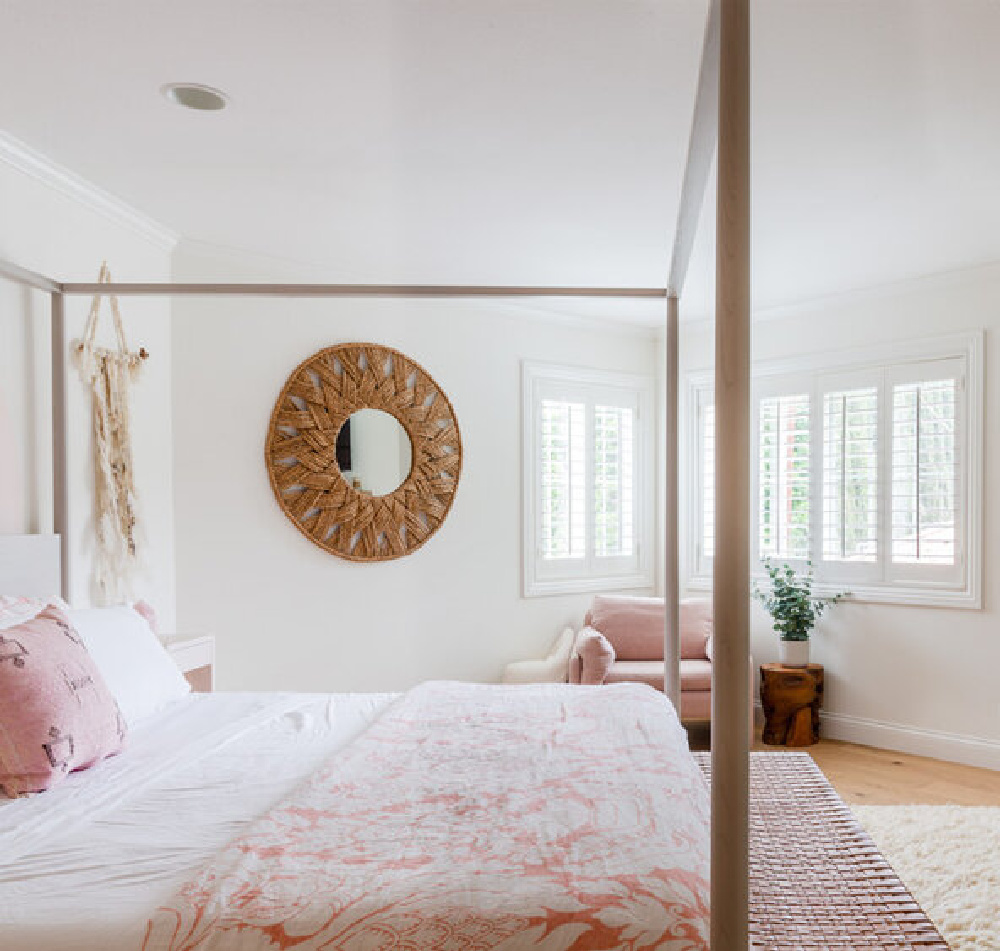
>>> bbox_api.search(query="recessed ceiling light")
[161,83,229,112]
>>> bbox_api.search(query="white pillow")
[66,606,191,728]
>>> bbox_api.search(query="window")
[885,358,967,591]
[822,384,879,564]
[700,400,715,560]
[758,392,811,560]
[593,404,635,558]
[524,362,653,597]
[689,332,982,607]
[539,399,586,560]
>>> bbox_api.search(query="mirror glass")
[336,408,412,496]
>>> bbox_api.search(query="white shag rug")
[853,805,1000,951]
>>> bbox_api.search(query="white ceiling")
[1,1,999,325]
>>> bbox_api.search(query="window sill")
[524,572,653,599]
[685,574,981,610]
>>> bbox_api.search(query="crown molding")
[681,259,1000,329]
[0,131,178,253]
[750,259,1000,325]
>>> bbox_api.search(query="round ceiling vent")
[161,83,229,112]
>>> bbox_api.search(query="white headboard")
[0,534,62,598]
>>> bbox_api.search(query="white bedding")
[0,691,397,951]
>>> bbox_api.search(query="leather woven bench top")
[693,751,949,950]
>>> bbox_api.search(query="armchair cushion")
[604,660,663,690]
[604,658,713,692]
[585,595,713,661]
[681,658,713,692]
[585,595,663,661]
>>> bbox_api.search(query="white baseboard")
[754,704,1000,770]
[820,712,1000,771]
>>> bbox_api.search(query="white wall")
[171,244,658,691]
[680,263,1000,768]
[0,139,177,629]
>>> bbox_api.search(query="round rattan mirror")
[266,343,462,561]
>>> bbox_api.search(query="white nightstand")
[165,635,215,692]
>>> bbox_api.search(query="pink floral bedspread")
[143,682,710,951]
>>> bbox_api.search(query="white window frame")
[686,331,983,608]
[523,360,654,598]
[690,384,716,581]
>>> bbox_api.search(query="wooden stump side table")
[760,663,824,747]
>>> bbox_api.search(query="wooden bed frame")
[0,1,752,945]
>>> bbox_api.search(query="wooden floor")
[686,724,1000,806]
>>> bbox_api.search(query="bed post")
[664,293,681,711]
[665,0,720,721]
[712,0,751,947]
[51,291,69,599]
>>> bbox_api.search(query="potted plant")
[753,560,847,666]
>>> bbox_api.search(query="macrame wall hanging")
[74,262,148,604]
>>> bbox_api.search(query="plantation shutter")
[695,335,977,603]
[890,359,963,576]
[593,404,635,558]
[539,399,586,561]
[822,385,879,563]
[701,401,716,563]
[758,393,811,560]
[527,365,648,595]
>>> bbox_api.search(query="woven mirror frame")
[266,343,462,561]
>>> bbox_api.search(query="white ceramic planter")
[778,639,810,667]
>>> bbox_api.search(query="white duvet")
[0,691,397,951]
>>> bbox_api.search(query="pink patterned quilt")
[143,682,710,951]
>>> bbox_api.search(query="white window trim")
[690,384,715,582]
[686,330,983,609]
[522,360,654,598]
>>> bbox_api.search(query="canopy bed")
[0,1,947,948]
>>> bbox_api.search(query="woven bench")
[693,752,949,950]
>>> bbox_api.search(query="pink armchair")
[569,595,714,722]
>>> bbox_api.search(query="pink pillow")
[585,595,664,661]
[585,595,713,661]
[0,606,126,797]
[575,628,616,686]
